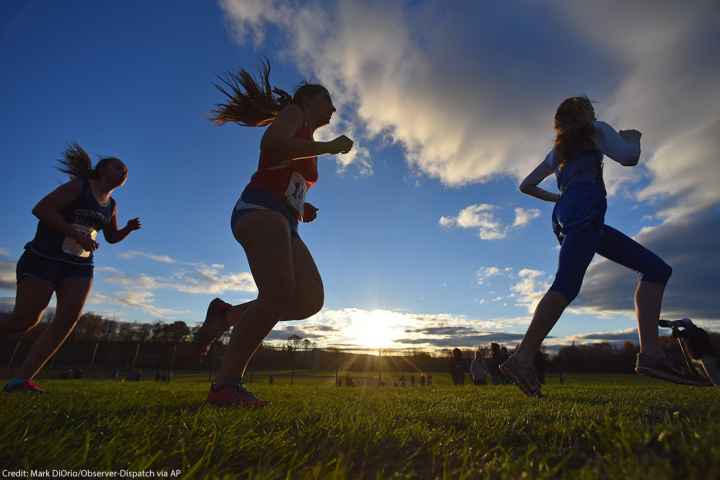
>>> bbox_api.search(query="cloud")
[569,328,638,343]
[101,264,257,295]
[476,266,513,285]
[220,1,718,259]
[394,332,527,348]
[260,307,534,349]
[511,268,551,313]
[512,207,541,227]
[575,206,720,322]
[118,250,176,264]
[439,204,507,239]
[0,297,14,312]
[557,0,720,219]
[406,326,477,336]
[0,247,8,257]
[219,0,627,187]
[0,260,15,291]
[440,204,543,239]
[114,290,190,319]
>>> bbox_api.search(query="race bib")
[284,171,307,215]
[62,224,97,258]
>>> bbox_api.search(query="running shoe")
[500,355,542,397]
[3,378,45,394]
[206,383,269,408]
[194,298,231,358]
[635,352,710,386]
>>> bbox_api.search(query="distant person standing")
[1,144,140,393]
[501,96,689,397]
[470,350,487,385]
[487,343,502,385]
[195,61,353,407]
[450,348,466,385]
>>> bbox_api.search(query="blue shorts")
[16,249,94,289]
[550,183,672,302]
[231,186,300,238]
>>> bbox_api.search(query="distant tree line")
[2,311,717,375]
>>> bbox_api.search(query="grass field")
[1,374,719,479]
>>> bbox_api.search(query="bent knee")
[286,290,324,320]
[294,296,324,320]
[256,288,296,318]
[2,311,43,335]
[642,261,672,285]
[549,278,581,304]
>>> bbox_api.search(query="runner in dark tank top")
[1,143,141,394]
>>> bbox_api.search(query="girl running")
[500,96,691,397]
[196,61,353,407]
[2,143,141,393]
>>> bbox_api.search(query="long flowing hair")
[210,59,329,127]
[57,143,117,180]
[554,96,596,168]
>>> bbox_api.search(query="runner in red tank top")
[194,61,353,407]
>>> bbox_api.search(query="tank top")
[26,178,115,265]
[550,149,606,195]
[246,122,319,215]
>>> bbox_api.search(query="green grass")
[1,375,720,479]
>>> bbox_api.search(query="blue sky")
[1,1,718,350]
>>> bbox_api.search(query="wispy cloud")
[475,266,512,285]
[512,207,541,227]
[439,204,507,240]
[0,247,9,257]
[0,260,15,291]
[119,250,176,264]
[440,204,542,240]
[511,268,550,313]
[100,264,256,295]
[569,328,638,343]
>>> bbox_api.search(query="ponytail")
[58,143,93,179]
[210,59,293,127]
[57,143,118,180]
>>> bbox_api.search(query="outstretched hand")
[126,218,142,231]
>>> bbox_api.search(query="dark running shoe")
[500,355,542,397]
[635,352,710,386]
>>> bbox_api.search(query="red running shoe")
[194,298,231,357]
[207,383,269,408]
[3,378,45,394]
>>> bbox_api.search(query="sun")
[345,310,401,349]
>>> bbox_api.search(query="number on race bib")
[62,224,97,258]
[285,171,307,215]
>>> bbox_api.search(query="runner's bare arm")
[103,205,141,244]
[32,179,89,240]
[261,105,352,161]
[519,159,560,202]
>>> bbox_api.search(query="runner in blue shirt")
[500,97,694,397]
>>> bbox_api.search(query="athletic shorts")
[231,186,300,238]
[549,183,671,302]
[16,249,94,289]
